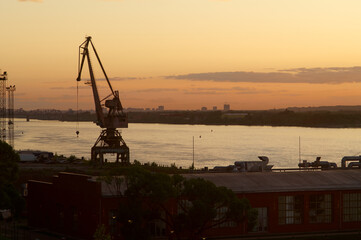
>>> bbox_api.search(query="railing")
[272,167,322,172]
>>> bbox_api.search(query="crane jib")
[76,36,128,129]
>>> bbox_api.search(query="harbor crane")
[76,36,129,164]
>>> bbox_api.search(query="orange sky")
[2,0,361,110]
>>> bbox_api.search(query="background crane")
[6,85,15,148]
[76,36,129,164]
[0,71,7,142]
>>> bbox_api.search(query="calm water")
[13,118,361,169]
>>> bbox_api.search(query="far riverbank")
[15,108,361,128]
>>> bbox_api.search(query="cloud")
[50,86,90,90]
[231,87,273,94]
[183,87,270,95]
[109,77,150,81]
[184,87,230,95]
[18,0,42,2]
[149,97,175,103]
[37,95,74,101]
[132,88,179,93]
[79,77,150,82]
[165,66,361,84]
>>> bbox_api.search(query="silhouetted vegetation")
[18,159,191,186]
[15,107,361,128]
[0,141,24,219]
[234,109,361,127]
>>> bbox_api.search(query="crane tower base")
[91,129,129,164]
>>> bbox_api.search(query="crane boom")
[76,36,127,129]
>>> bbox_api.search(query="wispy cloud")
[132,88,179,93]
[109,77,150,81]
[165,67,361,84]
[50,86,90,90]
[183,87,271,95]
[37,95,74,101]
[18,0,42,2]
[79,77,150,82]
[149,97,175,103]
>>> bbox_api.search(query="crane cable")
[76,80,79,137]
[76,46,80,137]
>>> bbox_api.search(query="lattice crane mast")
[6,85,15,148]
[0,71,7,142]
[76,36,129,164]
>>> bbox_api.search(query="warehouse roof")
[99,170,361,196]
[183,170,361,193]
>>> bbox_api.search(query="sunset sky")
[2,0,361,110]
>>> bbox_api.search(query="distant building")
[201,107,207,111]
[213,106,217,111]
[18,150,54,162]
[18,153,37,162]
[224,104,230,111]
[157,106,165,111]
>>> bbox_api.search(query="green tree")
[174,177,257,240]
[113,167,256,240]
[0,140,23,218]
[0,141,19,185]
[115,167,173,240]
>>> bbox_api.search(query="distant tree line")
[14,108,361,128]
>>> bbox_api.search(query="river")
[12,118,361,169]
